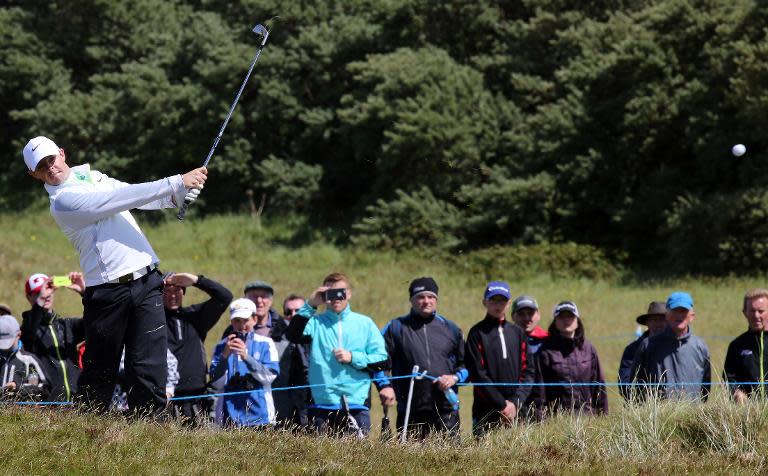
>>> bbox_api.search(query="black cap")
[409,277,438,298]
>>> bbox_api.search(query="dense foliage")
[3,0,767,273]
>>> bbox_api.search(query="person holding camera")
[376,277,467,440]
[287,272,388,436]
[210,298,280,427]
[21,272,85,402]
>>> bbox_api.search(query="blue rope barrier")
[1,379,763,406]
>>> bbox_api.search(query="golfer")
[23,135,207,417]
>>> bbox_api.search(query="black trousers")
[396,407,460,441]
[77,270,167,416]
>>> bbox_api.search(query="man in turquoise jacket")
[287,272,388,436]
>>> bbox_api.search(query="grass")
[3,395,768,474]
[2,211,767,473]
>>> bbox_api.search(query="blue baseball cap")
[484,281,511,300]
[666,291,693,310]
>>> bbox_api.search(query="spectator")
[724,288,768,402]
[222,283,311,430]
[510,295,548,420]
[275,293,311,431]
[465,282,536,437]
[0,315,48,400]
[538,301,608,415]
[618,301,667,401]
[287,272,388,437]
[376,277,467,440]
[511,295,549,353]
[163,272,232,425]
[0,303,12,316]
[282,294,305,322]
[21,272,85,401]
[210,298,279,428]
[244,281,281,337]
[631,292,711,402]
[23,135,207,416]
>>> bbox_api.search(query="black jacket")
[465,315,536,417]
[618,331,649,401]
[20,306,84,401]
[0,348,48,400]
[723,330,768,398]
[165,276,232,393]
[380,311,467,413]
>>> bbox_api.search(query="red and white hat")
[25,273,49,295]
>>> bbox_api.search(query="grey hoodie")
[630,326,711,401]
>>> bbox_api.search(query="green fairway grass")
[1,211,766,473]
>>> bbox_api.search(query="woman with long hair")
[537,301,608,416]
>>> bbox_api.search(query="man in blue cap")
[630,291,711,401]
[465,281,536,437]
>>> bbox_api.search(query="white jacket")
[44,164,185,286]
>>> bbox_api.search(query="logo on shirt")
[741,350,753,356]
[253,351,260,360]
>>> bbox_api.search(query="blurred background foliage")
[3,0,766,275]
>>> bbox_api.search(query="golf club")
[380,405,392,442]
[177,22,271,221]
[341,395,365,439]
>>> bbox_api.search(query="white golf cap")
[229,298,256,320]
[22,136,60,171]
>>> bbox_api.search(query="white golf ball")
[732,144,746,157]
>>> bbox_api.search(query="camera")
[232,331,248,342]
[323,288,347,302]
[228,371,258,391]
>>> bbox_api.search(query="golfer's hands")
[308,286,330,308]
[434,374,458,391]
[500,400,517,423]
[379,387,396,407]
[223,334,247,359]
[164,272,199,288]
[184,187,202,204]
[334,348,352,364]
[182,167,207,189]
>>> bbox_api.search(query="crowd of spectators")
[3,269,768,440]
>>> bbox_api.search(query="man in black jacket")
[163,272,232,425]
[465,281,536,437]
[21,272,85,402]
[376,277,467,440]
[724,288,768,402]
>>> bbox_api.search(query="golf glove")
[185,187,202,203]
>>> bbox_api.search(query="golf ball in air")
[732,144,746,157]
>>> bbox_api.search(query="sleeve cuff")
[350,351,367,370]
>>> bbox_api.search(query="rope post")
[400,365,419,443]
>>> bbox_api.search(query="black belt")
[110,265,156,284]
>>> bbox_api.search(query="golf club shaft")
[177,24,270,221]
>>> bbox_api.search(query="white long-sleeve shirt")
[44,164,185,286]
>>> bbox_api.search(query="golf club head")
[252,24,269,46]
